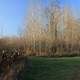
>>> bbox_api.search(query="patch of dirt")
[0,57,29,80]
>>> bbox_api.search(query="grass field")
[1,57,80,80]
[25,57,80,80]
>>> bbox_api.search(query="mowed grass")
[25,57,80,80]
[1,57,80,80]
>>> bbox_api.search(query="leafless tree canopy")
[20,0,80,57]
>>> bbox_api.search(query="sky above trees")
[0,0,80,37]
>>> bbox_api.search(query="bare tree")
[44,0,61,55]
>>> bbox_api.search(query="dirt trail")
[0,68,17,80]
[0,57,27,80]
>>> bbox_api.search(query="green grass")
[25,57,80,80]
[1,57,80,80]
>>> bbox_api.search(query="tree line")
[21,0,80,57]
[0,0,80,61]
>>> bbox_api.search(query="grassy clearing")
[25,57,80,80]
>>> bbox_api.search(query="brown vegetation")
[21,0,80,57]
